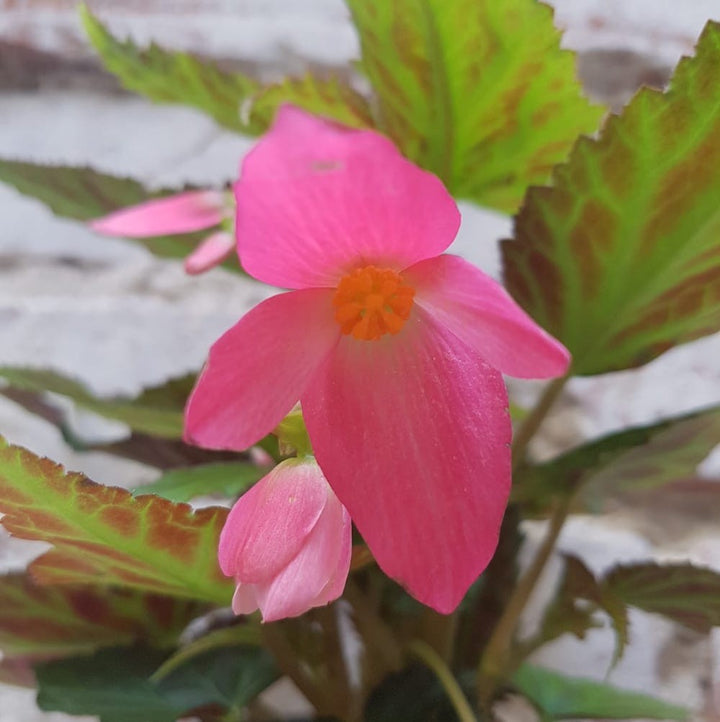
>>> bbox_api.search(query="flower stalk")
[418,607,458,664]
[261,622,341,717]
[343,578,403,690]
[409,640,478,722]
[477,499,570,707]
[477,372,571,707]
[511,372,571,472]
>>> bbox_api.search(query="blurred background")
[1,1,720,720]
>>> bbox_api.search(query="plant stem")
[457,505,522,667]
[150,623,260,682]
[409,640,478,722]
[221,706,244,722]
[511,372,570,472]
[261,622,337,717]
[418,607,458,664]
[476,372,572,709]
[476,499,569,708]
[344,578,403,675]
[316,605,353,718]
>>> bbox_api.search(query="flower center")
[333,265,415,341]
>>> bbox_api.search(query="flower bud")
[218,458,351,622]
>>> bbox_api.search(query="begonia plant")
[0,1,719,721]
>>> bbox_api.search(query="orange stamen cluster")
[333,265,415,341]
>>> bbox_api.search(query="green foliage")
[605,562,720,633]
[0,160,215,261]
[0,573,203,658]
[363,664,461,721]
[0,367,193,439]
[0,385,235,470]
[254,72,375,129]
[532,556,627,666]
[516,405,720,513]
[579,406,720,511]
[0,159,153,220]
[80,4,269,135]
[534,559,720,671]
[37,647,176,722]
[152,645,278,716]
[0,437,233,603]
[347,0,602,213]
[150,625,262,680]
[504,21,720,374]
[135,461,265,503]
[80,5,371,135]
[36,644,278,722]
[8,6,717,720]
[512,664,690,721]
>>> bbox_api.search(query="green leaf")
[0,367,193,438]
[80,4,268,135]
[580,407,720,511]
[36,645,278,722]
[154,645,278,714]
[0,159,156,221]
[347,0,602,213]
[0,386,238,470]
[364,664,461,722]
[0,159,216,261]
[0,437,233,604]
[0,573,203,658]
[36,646,181,722]
[135,462,265,503]
[533,556,627,667]
[254,72,374,129]
[516,405,720,513]
[512,664,690,721]
[150,625,262,682]
[610,478,720,527]
[503,21,720,374]
[605,563,720,633]
[80,5,371,135]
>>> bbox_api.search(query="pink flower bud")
[218,458,351,622]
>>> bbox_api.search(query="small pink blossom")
[186,106,571,613]
[90,190,234,274]
[218,458,352,622]
[183,231,235,275]
[90,190,226,237]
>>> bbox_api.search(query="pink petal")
[235,105,460,289]
[185,288,339,451]
[311,504,352,608]
[405,254,571,379]
[231,583,259,615]
[90,190,225,237]
[256,481,351,622]
[303,308,512,614]
[184,231,235,275]
[218,459,328,583]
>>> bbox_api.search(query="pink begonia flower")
[218,458,352,622]
[90,190,234,274]
[186,106,571,613]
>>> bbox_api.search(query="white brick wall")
[1,0,719,67]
